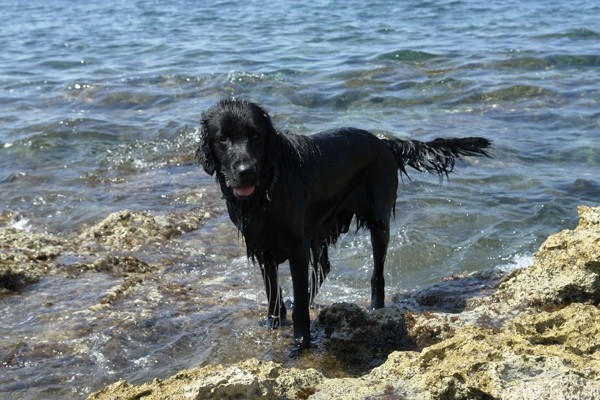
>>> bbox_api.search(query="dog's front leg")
[289,241,311,348]
[259,256,286,328]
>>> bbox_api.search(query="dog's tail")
[384,137,492,178]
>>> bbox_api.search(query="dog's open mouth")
[233,185,256,198]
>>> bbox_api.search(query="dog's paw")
[261,315,282,329]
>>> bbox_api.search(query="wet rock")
[90,255,153,276]
[1,208,202,293]
[0,222,152,294]
[412,268,507,313]
[0,269,33,293]
[0,227,64,261]
[88,206,600,400]
[0,227,65,293]
[65,255,154,308]
[81,210,205,250]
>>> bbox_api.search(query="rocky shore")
[82,205,600,400]
[2,206,599,399]
[0,209,207,295]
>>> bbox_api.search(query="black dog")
[197,98,491,348]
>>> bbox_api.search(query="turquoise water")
[1,0,599,397]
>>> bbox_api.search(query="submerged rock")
[411,267,507,313]
[88,205,600,399]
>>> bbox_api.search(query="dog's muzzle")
[232,163,258,198]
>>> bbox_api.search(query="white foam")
[495,253,533,273]
[11,217,31,232]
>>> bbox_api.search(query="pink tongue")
[234,185,255,197]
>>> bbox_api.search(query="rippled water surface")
[1,0,599,398]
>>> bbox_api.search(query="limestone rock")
[81,210,204,250]
[0,227,64,293]
[1,209,204,293]
[492,205,600,308]
[88,358,324,400]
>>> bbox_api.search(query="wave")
[535,28,600,40]
[495,253,532,273]
[374,50,440,63]
[544,54,600,68]
[450,84,558,105]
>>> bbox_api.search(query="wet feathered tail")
[384,137,492,178]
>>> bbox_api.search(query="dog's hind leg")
[365,162,396,310]
[369,220,389,309]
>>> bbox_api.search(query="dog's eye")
[249,132,259,140]
[218,134,228,143]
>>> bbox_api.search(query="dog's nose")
[236,163,257,180]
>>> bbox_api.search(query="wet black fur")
[197,98,491,347]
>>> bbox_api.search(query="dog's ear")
[196,118,216,176]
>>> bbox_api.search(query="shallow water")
[1,0,599,398]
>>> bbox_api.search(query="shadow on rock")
[408,268,509,313]
[315,303,415,374]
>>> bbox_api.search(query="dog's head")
[197,99,276,200]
